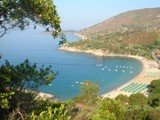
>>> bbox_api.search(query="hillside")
[66,8,160,59]
[78,7,160,45]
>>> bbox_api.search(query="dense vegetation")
[1,1,160,120]
[1,59,160,120]
[69,32,160,59]
[68,8,160,59]
[70,79,160,120]
[0,0,61,38]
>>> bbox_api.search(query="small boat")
[130,71,133,74]
[80,82,84,85]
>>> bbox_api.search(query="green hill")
[78,7,160,45]
[68,8,160,58]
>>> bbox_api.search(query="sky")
[54,0,160,31]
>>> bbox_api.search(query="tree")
[0,59,57,91]
[29,104,71,120]
[149,94,160,107]
[91,99,126,120]
[59,33,68,45]
[129,93,148,106]
[74,81,99,105]
[0,92,14,109]
[148,80,160,107]
[0,59,57,109]
[0,0,61,38]
[125,105,149,120]
[115,94,129,105]
[0,1,63,119]
[149,79,160,94]
[147,107,160,120]
[92,109,116,120]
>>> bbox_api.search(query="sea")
[0,29,143,100]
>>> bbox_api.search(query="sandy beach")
[59,46,160,98]
[102,56,160,98]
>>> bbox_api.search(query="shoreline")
[74,33,87,40]
[59,46,160,98]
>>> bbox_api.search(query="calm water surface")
[0,29,143,100]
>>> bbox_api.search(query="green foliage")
[149,79,160,94]
[69,33,160,59]
[149,79,160,107]
[1,78,160,120]
[115,94,129,105]
[92,110,116,120]
[1,91,71,120]
[149,94,160,107]
[129,93,148,105]
[72,108,92,120]
[125,105,160,120]
[147,39,160,50]
[59,33,68,45]
[0,92,14,109]
[0,0,61,37]
[125,105,149,120]
[0,59,57,91]
[91,99,126,120]
[72,80,160,120]
[0,59,56,119]
[29,104,71,120]
[147,107,160,120]
[74,81,99,105]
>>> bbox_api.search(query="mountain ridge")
[78,7,160,45]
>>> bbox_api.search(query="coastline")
[74,33,87,40]
[59,46,160,98]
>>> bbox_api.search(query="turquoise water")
[0,29,143,100]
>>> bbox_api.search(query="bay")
[0,29,142,100]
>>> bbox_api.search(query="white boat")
[80,82,84,85]
[101,68,105,71]
[130,71,133,73]
[75,81,79,84]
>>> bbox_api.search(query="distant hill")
[62,30,77,33]
[68,8,160,58]
[78,7,160,45]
